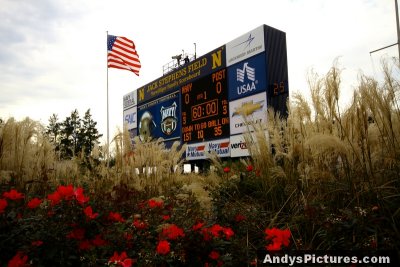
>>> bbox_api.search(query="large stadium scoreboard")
[123,24,288,159]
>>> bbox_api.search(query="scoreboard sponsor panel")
[123,106,137,131]
[124,24,288,159]
[228,52,267,101]
[229,92,267,135]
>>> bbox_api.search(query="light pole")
[370,0,400,60]
[395,0,400,59]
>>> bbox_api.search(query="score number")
[191,99,218,121]
[273,81,286,95]
[181,69,229,143]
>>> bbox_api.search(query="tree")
[81,109,103,156]
[45,114,61,155]
[59,109,81,159]
[47,109,102,160]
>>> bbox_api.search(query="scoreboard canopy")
[123,24,288,159]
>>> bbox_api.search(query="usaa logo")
[236,62,258,95]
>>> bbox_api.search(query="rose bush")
[1,179,289,266]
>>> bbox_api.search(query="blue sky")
[0,0,397,146]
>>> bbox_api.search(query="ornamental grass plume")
[112,131,187,197]
[0,117,56,194]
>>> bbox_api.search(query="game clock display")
[181,69,229,143]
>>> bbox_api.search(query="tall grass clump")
[211,60,400,252]
[0,117,56,194]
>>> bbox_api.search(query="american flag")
[107,35,141,75]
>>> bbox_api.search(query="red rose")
[156,240,170,255]
[246,165,254,172]
[3,189,24,200]
[27,198,42,209]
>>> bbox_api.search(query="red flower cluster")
[195,223,234,241]
[156,240,170,255]
[7,251,28,267]
[3,189,24,201]
[74,187,89,206]
[47,191,62,206]
[264,227,291,251]
[148,199,163,208]
[108,211,125,223]
[31,240,43,247]
[57,185,75,200]
[160,224,185,240]
[246,165,254,172]
[234,214,246,222]
[67,228,107,251]
[162,215,170,221]
[91,234,107,247]
[192,221,205,231]
[209,250,220,260]
[133,219,148,230]
[0,198,7,214]
[109,251,133,267]
[27,198,42,209]
[46,185,89,206]
[223,166,230,173]
[83,206,98,220]
[67,228,86,240]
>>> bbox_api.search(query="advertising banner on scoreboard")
[229,92,267,135]
[137,91,181,142]
[226,25,265,67]
[123,90,137,110]
[123,106,137,131]
[230,134,250,157]
[230,131,269,157]
[137,46,226,104]
[186,138,230,160]
[228,52,267,101]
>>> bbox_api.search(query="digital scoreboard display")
[181,69,229,143]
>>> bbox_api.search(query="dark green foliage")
[46,109,102,160]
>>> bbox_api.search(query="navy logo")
[160,102,178,135]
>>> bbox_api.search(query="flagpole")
[106,31,110,165]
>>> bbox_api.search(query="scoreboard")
[123,24,289,159]
[181,69,229,143]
